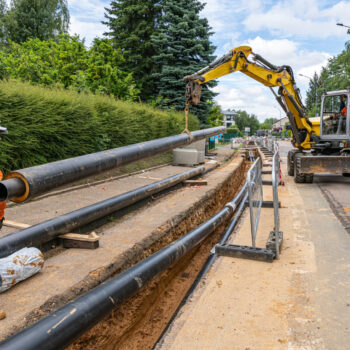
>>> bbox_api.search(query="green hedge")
[0,81,199,172]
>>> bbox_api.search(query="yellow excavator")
[184,46,350,183]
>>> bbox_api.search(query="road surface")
[278,140,350,232]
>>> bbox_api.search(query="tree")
[4,0,69,43]
[207,101,223,127]
[151,0,217,127]
[305,43,350,116]
[305,72,322,116]
[0,0,7,44]
[226,125,240,136]
[259,117,276,130]
[104,0,160,100]
[234,110,260,135]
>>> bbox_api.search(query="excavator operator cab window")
[321,94,348,137]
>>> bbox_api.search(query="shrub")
[0,81,199,172]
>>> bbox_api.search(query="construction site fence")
[272,148,281,259]
[247,157,263,247]
[252,136,282,259]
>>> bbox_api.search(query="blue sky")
[68,0,350,121]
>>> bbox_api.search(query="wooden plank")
[137,175,162,180]
[183,180,208,186]
[3,220,31,229]
[58,231,99,242]
[59,231,100,249]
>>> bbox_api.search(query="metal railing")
[272,149,281,259]
[247,158,263,247]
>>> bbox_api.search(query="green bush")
[0,81,199,172]
[0,35,139,100]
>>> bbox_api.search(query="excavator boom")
[184,46,314,150]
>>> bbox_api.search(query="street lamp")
[337,23,350,29]
[337,23,350,34]
[299,73,319,116]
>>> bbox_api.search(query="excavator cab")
[320,90,350,148]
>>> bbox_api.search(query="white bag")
[0,247,44,293]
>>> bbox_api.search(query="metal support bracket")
[245,200,281,208]
[266,231,283,253]
[215,244,275,263]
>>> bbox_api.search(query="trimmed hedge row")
[0,81,199,172]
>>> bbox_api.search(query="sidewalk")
[157,159,350,350]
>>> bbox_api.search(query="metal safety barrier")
[271,147,282,259]
[247,158,263,247]
[215,140,283,262]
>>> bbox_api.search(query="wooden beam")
[59,231,100,249]
[183,180,208,186]
[3,220,31,229]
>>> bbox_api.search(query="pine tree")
[5,0,69,43]
[151,0,217,127]
[104,0,160,100]
[0,0,7,44]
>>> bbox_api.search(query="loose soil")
[69,156,250,350]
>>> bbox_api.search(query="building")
[221,110,236,128]
[272,116,289,132]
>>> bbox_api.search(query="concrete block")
[197,151,205,163]
[173,148,200,166]
[183,139,205,152]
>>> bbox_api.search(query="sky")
[67,0,350,121]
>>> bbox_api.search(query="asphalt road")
[278,140,350,232]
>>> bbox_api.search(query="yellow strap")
[182,103,194,143]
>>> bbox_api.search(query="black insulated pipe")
[157,191,248,348]
[0,127,225,202]
[0,166,205,258]
[154,184,249,348]
[0,196,234,350]
[0,178,26,202]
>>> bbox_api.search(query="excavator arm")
[184,46,316,150]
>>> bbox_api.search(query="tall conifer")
[0,0,6,43]
[104,0,160,100]
[151,0,216,127]
[4,0,69,43]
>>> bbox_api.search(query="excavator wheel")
[287,149,298,176]
[305,173,314,183]
[294,152,306,183]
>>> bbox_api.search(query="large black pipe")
[0,190,236,350]
[0,166,204,258]
[154,185,248,348]
[0,127,224,202]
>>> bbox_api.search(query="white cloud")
[245,36,331,78]
[213,77,283,121]
[210,36,331,120]
[69,16,107,45]
[68,0,108,46]
[243,0,350,39]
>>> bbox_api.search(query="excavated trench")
[67,155,250,350]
